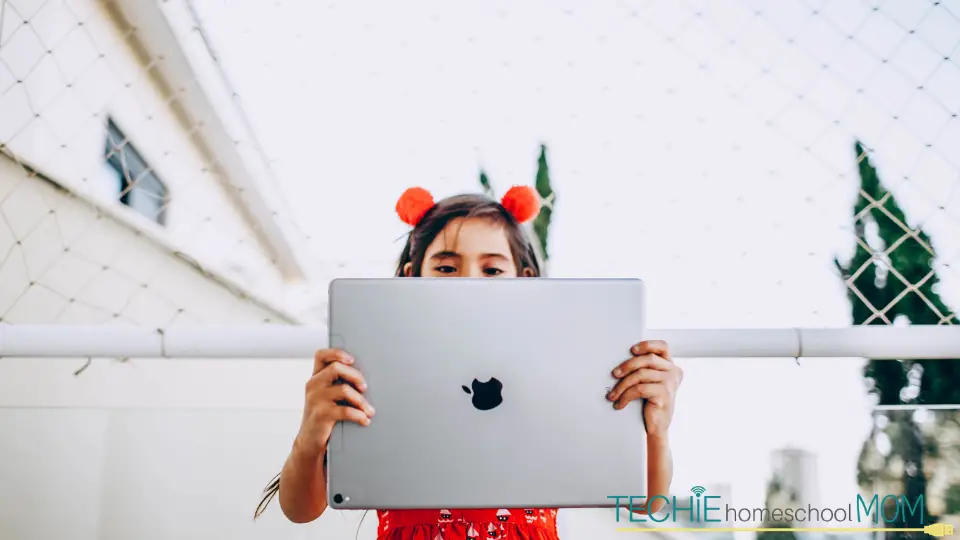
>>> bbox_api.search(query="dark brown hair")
[254,193,541,521]
[394,193,542,277]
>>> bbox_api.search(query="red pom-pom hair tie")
[396,187,436,227]
[500,185,541,224]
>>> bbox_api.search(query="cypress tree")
[477,144,556,268]
[836,141,959,539]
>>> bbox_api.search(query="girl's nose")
[460,266,483,278]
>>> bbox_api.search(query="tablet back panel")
[326,278,647,509]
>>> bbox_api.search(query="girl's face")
[405,217,534,278]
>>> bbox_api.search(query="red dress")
[376,508,559,540]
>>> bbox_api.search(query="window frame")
[104,119,170,226]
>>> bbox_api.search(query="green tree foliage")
[945,484,960,515]
[836,141,958,539]
[531,144,555,263]
[479,169,494,198]
[478,144,556,266]
[835,141,959,405]
[758,476,798,540]
[756,521,798,540]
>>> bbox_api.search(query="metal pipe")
[1,324,957,359]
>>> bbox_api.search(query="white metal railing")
[1,325,958,359]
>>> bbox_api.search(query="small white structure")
[768,447,821,517]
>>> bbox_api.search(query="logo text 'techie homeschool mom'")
[608,486,927,525]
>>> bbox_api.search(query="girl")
[256,185,683,539]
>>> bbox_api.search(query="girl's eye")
[484,267,504,276]
[435,265,457,274]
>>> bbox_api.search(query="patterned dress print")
[376,508,559,540]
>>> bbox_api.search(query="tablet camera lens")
[333,494,344,504]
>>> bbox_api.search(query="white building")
[768,447,821,514]
[0,0,365,538]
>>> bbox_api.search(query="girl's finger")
[612,354,673,378]
[631,340,670,360]
[328,383,375,417]
[313,348,354,374]
[607,369,666,401]
[614,383,663,410]
[318,361,367,390]
[333,403,372,426]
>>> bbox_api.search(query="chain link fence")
[1,0,959,539]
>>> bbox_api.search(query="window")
[104,119,168,225]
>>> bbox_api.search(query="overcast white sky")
[188,0,960,515]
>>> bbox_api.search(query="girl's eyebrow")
[429,251,460,260]
[429,251,509,261]
[481,253,509,261]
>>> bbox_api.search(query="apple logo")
[462,378,503,410]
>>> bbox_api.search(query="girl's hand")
[606,340,682,439]
[293,349,375,459]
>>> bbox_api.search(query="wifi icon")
[691,486,706,497]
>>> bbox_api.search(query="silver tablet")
[326,278,647,509]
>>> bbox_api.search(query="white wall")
[0,2,334,537]
[0,144,338,538]
[0,407,376,540]
[0,0,296,309]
